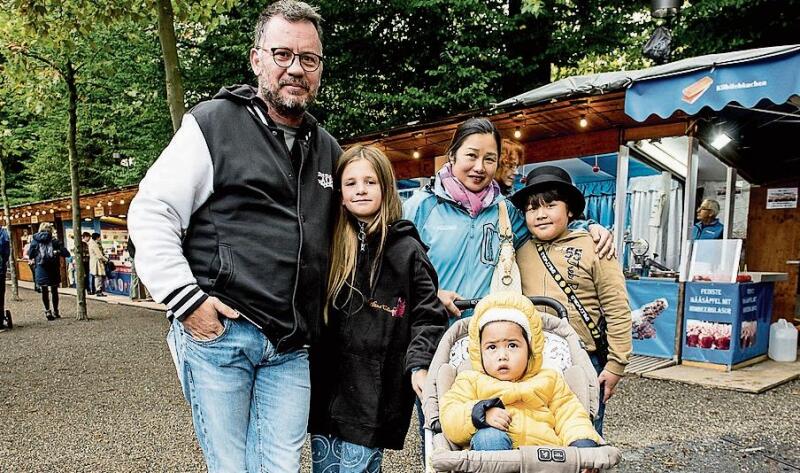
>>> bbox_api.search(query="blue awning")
[625,48,800,122]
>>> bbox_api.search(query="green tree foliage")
[673,0,800,58]
[316,0,559,138]
[1,0,156,319]
[0,7,172,202]
[1,0,798,208]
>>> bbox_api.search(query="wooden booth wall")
[745,183,800,323]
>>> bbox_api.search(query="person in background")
[692,198,724,240]
[88,232,108,297]
[22,236,40,293]
[27,222,70,320]
[495,139,523,196]
[66,236,77,287]
[80,232,92,294]
[1,225,11,329]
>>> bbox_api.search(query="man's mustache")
[279,79,309,90]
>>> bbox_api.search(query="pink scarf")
[437,163,500,218]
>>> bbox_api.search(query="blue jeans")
[311,434,384,473]
[589,353,606,436]
[168,317,310,473]
[471,427,513,451]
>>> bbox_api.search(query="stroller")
[421,296,621,473]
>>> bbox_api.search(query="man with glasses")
[128,1,341,471]
[692,198,724,239]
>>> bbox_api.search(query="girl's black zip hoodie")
[309,219,448,449]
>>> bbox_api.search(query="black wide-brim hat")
[509,165,586,217]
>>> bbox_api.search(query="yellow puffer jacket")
[440,292,601,449]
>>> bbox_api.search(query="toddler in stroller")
[422,293,621,472]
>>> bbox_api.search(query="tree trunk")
[0,155,21,301]
[155,0,186,132]
[65,61,88,321]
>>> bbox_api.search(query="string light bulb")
[514,127,522,139]
[412,150,421,159]
[579,116,588,128]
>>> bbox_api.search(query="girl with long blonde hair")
[309,145,448,472]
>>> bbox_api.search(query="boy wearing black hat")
[510,165,632,435]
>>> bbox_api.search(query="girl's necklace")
[358,221,367,252]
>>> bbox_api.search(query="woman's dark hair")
[91,232,101,240]
[526,185,579,222]
[445,117,502,160]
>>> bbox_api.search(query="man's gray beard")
[262,84,315,119]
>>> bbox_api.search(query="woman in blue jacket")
[403,117,614,319]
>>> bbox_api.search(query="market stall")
[344,44,800,368]
[0,186,136,294]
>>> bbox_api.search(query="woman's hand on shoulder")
[588,224,616,260]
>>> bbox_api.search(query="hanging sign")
[766,187,798,209]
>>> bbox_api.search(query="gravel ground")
[1,287,798,472]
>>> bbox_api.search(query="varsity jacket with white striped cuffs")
[128,84,342,352]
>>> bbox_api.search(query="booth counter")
[681,281,775,370]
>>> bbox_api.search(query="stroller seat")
[421,297,621,473]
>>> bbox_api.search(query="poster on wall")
[626,280,680,359]
[766,187,798,209]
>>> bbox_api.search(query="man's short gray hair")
[254,0,323,48]
[703,199,720,217]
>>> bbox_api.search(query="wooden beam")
[523,128,619,164]
[393,158,436,180]
[624,122,688,142]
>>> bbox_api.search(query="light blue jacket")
[691,218,724,240]
[403,180,530,304]
[403,180,597,311]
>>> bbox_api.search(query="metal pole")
[614,145,630,259]
[659,171,671,265]
[681,136,699,245]
[678,136,699,281]
[723,166,737,239]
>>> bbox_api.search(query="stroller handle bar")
[453,296,569,320]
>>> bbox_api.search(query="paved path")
[1,287,798,472]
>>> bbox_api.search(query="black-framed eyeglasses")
[257,47,323,72]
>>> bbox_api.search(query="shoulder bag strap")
[534,243,605,344]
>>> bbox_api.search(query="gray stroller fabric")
[422,314,599,429]
[423,313,620,473]
[431,445,621,473]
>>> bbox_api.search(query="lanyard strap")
[535,243,604,342]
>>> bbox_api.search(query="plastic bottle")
[768,319,798,362]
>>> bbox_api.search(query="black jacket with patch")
[309,219,448,449]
